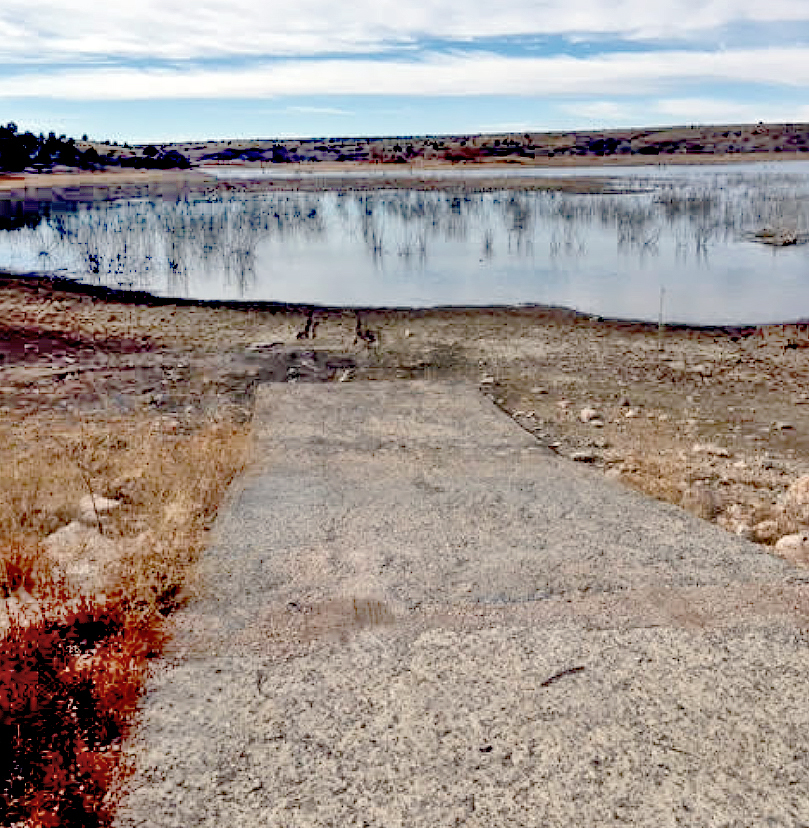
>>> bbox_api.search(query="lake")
[2,160,809,325]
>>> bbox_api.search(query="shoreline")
[6,269,809,334]
[0,151,806,195]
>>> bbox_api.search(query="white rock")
[42,521,124,593]
[691,442,731,458]
[717,515,753,539]
[531,387,548,395]
[479,376,496,386]
[725,503,748,521]
[774,532,809,566]
[0,587,43,634]
[579,407,603,423]
[78,494,121,525]
[786,475,809,506]
[404,329,413,337]
[623,408,640,418]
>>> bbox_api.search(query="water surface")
[2,161,809,325]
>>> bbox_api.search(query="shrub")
[0,594,164,827]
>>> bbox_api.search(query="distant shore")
[1,151,807,197]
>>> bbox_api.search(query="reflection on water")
[2,162,809,324]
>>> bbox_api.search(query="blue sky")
[1,1,809,143]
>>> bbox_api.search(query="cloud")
[651,97,809,123]
[2,47,809,100]
[285,106,353,116]
[1,0,809,64]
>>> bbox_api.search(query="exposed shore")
[2,150,807,196]
[3,261,809,822]
[3,270,809,556]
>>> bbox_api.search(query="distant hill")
[153,122,809,167]
[5,122,809,173]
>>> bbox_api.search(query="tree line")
[0,123,190,172]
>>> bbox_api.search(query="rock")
[571,450,597,463]
[479,376,496,386]
[618,396,631,407]
[0,587,43,634]
[773,421,795,431]
[579,407,603,424]
[531,386,548,395]
[691,442,731,458]
[753,519,780,544]
[42,521,124,593]
[623,408,640,418]
[246,341,282,353]
[717,513,753,539]
[786,475,809,506]
[774,533,809,566]
[404,329,412,337]
[725,503,748,521]
[556,399,571,410]
[337,369,354,382]
[78,494,122,525]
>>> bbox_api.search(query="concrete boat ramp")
[114,381,809,827]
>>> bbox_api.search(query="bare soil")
[3,270,809,557]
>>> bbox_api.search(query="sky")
[1,0,809,143]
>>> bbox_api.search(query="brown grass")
[0,409,249,825]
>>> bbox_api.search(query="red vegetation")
[0,595,165,827]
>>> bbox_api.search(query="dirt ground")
[3,270,809,559]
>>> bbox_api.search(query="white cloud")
[285,106,353,116]
[652,97,809,123]
[2,47,809,100]
[1,1,809,63]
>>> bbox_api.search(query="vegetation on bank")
[0,407,248,825]
[5,121,809,174]
[0,123,190,173]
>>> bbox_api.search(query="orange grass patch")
[0,589,165,827]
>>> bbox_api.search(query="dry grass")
[0,409,249,825]
[0,413,248,605]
